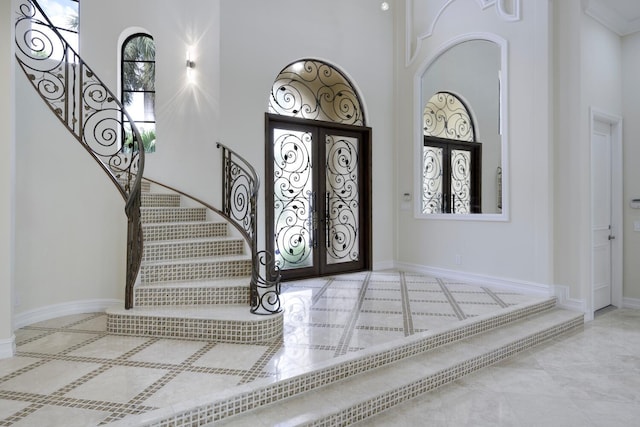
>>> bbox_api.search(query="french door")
[265,113,371,280]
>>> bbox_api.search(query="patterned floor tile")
[0,271,548,426]
[63,365,168,404]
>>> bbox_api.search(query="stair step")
[141,193,181,207]
[140,255,253,283]
[142,237,246,262]
[142,221,229,241]
[141,207,207,223]
[105,304,283,343]
[210,307,583,426]
[134,278,251,306]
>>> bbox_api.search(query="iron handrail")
[14,0,145,309]
[216,142,281,314]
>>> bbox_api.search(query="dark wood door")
[265,113,371,280]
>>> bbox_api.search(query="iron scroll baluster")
[14,0,146,309]
[217,142,282,315]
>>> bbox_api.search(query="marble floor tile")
[0,359,101,394]
[66,335,151,359]
[17,331,98,355]
[0,271,595,426]
[67,314,108,332]
[193,343,269,370]
[0,400,31,420]
[127,339,208,365]
[0,356,41,378]
[63,365,168,403]
[141,371,241,408]
[10,404,111,427]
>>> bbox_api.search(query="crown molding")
[405,0,521,66]
[582,0,640,36]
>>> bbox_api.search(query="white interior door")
[591,119,613,311]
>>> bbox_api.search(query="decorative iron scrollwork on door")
[325,134,360,264]
[272,129,314,270]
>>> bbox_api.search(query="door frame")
[588,108,623,318]
[265,113,372,281]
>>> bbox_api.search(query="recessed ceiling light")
[381,2,390,12]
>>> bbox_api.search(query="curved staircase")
[106,180,283,343]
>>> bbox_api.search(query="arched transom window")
[268,59,365,126]
[423,92,481,214]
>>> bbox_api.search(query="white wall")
[622,32,640,300]
[1,0,16,358]
[12,0,396,320]
[395,0,554,288]
[14,70,127,315]
[554,0,623,308]
[81,0,222,205]
[217,0,395,264]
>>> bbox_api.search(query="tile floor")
[0,271,588,426]
[359,306,640,427]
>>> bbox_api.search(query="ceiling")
[583,0,640,36]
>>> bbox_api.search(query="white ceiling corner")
[582,0,640,36]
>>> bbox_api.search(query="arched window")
[269,59,365,126]
[423,92,481,214]
[121,33,156,152]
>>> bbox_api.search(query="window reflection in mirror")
[420,39,503,215]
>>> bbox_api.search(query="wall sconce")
[186,50,196,68]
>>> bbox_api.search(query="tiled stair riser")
[142,239,245,262]
[141,193,181,207]
[141,207,207,223]
[106,312,283,343]
[312,317,583,427]
[142,222,228,242]
[136,299,573,427]
[140,259,253,283]
[134,286,250,306]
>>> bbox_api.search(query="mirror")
[417,37,507,218]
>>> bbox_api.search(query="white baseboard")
[372,260,397,271]
[623,297,640,310]
[14,299,123,329]
[0,335,16,359]
[553,285,587,313]
[395,262,554,297]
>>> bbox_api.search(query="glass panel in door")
[451,149,471,214]
[325,134,360,265]
[272,128,314,271]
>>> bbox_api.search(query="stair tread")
[212,308,583,426]
[137,277,251,288]
[107,304,266,321]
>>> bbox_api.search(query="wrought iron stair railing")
[14,0,145,309]
[217,142,282,314]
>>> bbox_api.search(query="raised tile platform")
[103,273,583,427]
[2,272,591,427]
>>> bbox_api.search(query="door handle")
[309,192,318,249]
[608,235,615,240]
